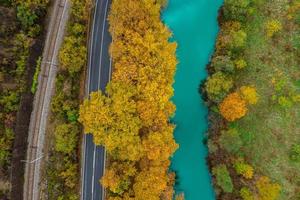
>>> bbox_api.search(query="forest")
[79,0,179,199]
[0,0,48,198]
[205,0,300,199]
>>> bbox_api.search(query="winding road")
[81,0,112,199]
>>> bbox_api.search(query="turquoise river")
[162,0,223,199]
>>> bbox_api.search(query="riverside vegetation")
[42,0,90,199]
[0,0,48,198]
[204,0,300,199]
[79,0,180,199]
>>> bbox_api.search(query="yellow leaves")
[220,92,248,121]
[256,176,281,200]
[79,0,178,198]
[101,162,137,195]
[234,159,254,179]
[240,86,259,105]
[133,166,169,200]
[219,85,259,121]
[265,20,282,38]
[143,125,178,161]
[234,58,247,69]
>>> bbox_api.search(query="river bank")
[204,1,300,199]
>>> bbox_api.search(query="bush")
[265,20,282,38]
[256,176,281,200]
[234,58,247,69]
[234,159,254,179]
[212,164,233,193]
[278,96,293,109]
[31,56,41,94]
[289,144,300,162]
[219,128,243,154]
[54,123,79,154]
[0,90,19,112]
[212,56,235,73]
[223,0,251,21]
[205,72,233,102]
[16,4,37,30]
[240,86,258,105]
[58,36,87,76]
[240,187,254,200]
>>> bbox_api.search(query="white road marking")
[91,0,109,199]
[81,0,99,198]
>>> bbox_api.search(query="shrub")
[230,30,247,49]
[0,90,19,112]
[278,96,293,108]
[240,187,254,200]
[265,20,282,38]
[240,86,258,105]
[223,0,251,21]
[212,164,233,193]
[234,58,247,69]
[219,92,248,121]
[234,159,254,179]
[212,55,235,73]
[54,123,79,154]
[256,176,281,200]
[289,144,300,162]
[31,56,41,94]
[16,4,37,30]
[219,128,243,154]
[205,72,233,102]
[59,36,87,76]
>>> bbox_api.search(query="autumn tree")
[79,0,178,199]
[54,123,79,154]
[234,159,254,179]
[205,72,233,102]
[59,36,87,75]
[219,92,248,121]
[101,161,136,195]
[240,86,259,105]
[265,20,282,38]
[256,176,281,200]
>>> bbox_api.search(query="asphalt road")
[81,0,112,199]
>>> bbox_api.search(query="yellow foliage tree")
[256,176,281,200]
[234,159,254,179]
[79,0,178,198]
[265,20,282,38]
[219,92,248,121]
[240,86,259,105]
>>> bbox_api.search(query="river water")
[162,0,223,199]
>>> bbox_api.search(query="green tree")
[205,72,233,102]
[54,123,79,154]
[59,36,87,76]
[219,128,243,154]
[212,164,234,193]
[16,4,37,30]
[290,144,300,162]
[224,0,250,21]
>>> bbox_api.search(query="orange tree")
[219,92,247,121]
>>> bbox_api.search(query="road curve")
[23,0,70,199]
[81,0,112,199]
